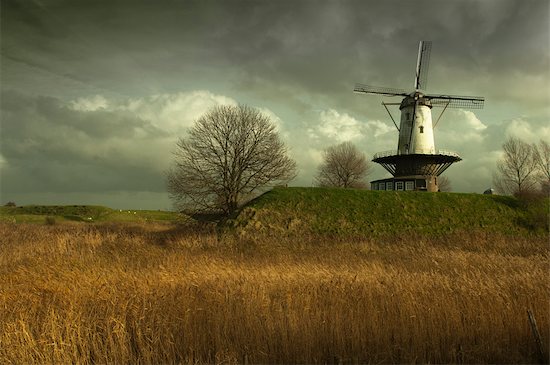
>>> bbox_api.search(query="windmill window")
[386,182,394,190]
[419,126,424,133]
[406,112,411,121]
[396,181,404,191]
[405,181,415,190]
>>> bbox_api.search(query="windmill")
[354,41,484,192]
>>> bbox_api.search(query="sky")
[1,0,549,210]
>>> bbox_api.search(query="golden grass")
[0,222,548,364]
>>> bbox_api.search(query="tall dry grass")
[0,222,548,364]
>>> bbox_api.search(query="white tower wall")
[397,103,435,154]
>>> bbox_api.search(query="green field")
[2,188,547,237]
[0,204,182,224]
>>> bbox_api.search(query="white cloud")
[436,110,488,148]
[116,91,238,133]
[258,107,284,132]
[317,109,362,142]
[463,110,487,131]
[308,148,324,164]
[70,95,109,111]
[505,118,550,142]
[476,149,503,165]
[0,154,7,169]
[310,109,394,145]
[365,119,394,137]
[70,91,238,134]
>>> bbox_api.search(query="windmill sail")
[353,84,409,97]
[414,41,432,91]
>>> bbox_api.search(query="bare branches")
[532,140,550,194]
[493,137,539,195]
[438,176,452,192]
[166,105,296,215]
[315,142,372,188]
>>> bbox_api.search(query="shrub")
[515,190,549,232]
[4,201,16,207]
[44,216,57,225]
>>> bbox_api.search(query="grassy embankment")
[0,187,548,364]
[231,187,547,236]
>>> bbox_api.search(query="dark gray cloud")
[1,0,548,208]
[5,0,547,101]
[1,91,169,194]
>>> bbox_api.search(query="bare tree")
[438,176,452,192]
[532,139,550,194]
[315,141,372,188]
[493,136,538,195]
[166,105,296,215]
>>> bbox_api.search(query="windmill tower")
[354,41,484,192]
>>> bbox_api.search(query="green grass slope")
[233,187,547,237]
[0,205,181,224]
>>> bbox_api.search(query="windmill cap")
[399,93,432,109]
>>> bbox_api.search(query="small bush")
[44,216,57,225]
[515,190,550,232]
[4,202,16,207]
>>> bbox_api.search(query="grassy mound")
[232,187,546,237]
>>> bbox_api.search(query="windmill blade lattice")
[428,95,485,109]
[353,83,409,97]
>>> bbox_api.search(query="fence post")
[527,309,546,364]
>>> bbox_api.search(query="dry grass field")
[0,221,548,364]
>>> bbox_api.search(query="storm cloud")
[1,0,549,208]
